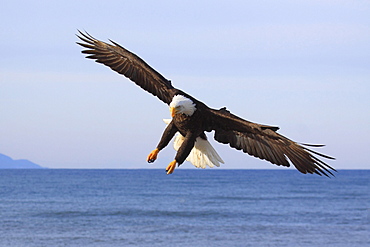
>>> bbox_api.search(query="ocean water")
[0,169,368,247]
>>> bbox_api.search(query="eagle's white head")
[169,95,196,117]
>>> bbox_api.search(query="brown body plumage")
[76,31,336,177]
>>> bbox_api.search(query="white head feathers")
[170,95,196,116]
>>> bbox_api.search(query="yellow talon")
[147,148,159,163]
[166,160,177,174]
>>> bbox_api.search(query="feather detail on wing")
[206,107,336,177]
[76,30,175,104]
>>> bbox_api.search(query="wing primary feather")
[290,145,333,177]
[86,54,98,60]
[293,146,320,173]
[282,145,316,174]
[78,42,96,50]
[300,143,326,147]
[311,156,337,176]
[109,39,126,49]
[301,146,335,160]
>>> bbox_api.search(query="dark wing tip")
[301,145,336,160]
[108,39,125,49]
[261,125,280,131]
[297,144,337,177]
[76,29,94,39]
[75,30,175,105]
[300,143,326,148]
[209,107,336,178]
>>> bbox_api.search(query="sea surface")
[0,169,368,247]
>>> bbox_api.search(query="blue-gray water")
[0,169,368,247]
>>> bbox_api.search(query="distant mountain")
[0,153,46,169]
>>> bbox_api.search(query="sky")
[1,0,369,170]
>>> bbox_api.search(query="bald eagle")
[76,31,335,176]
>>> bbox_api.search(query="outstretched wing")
[76,31,175,104]
[206,107,336,177]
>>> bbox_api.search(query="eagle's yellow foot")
[166,160,177,175]
[147,148,159,163]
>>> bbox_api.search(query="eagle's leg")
[147,148,159,163]
[166,160,177,174]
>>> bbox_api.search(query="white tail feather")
[163,119,224,168]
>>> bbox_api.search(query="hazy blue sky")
[1,1,369,170]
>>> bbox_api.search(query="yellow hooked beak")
[170,107,177,118]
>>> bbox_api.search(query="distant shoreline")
[0,153,46,169]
